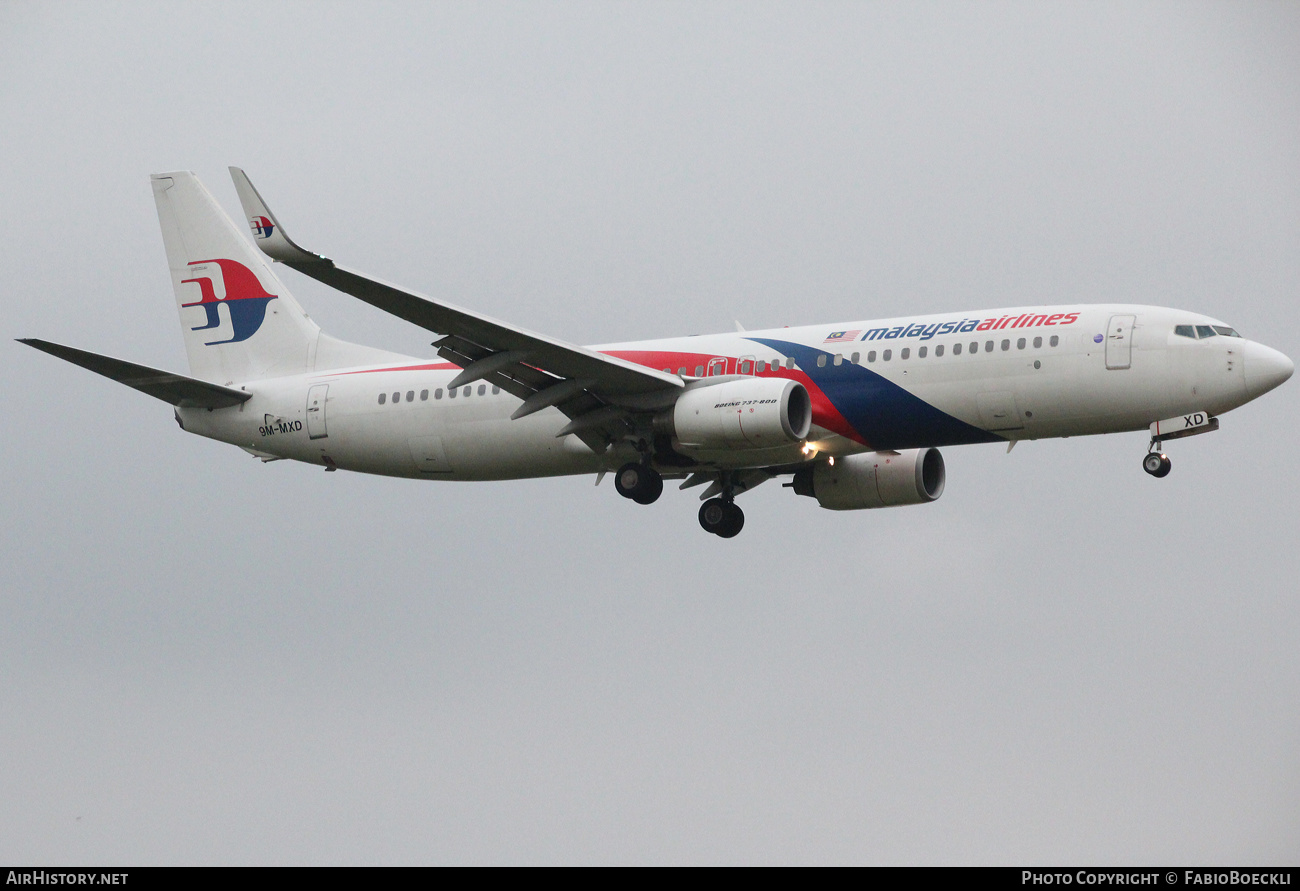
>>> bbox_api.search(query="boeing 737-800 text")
[21,169,1294,537]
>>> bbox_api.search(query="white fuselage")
[176,304,1284,480]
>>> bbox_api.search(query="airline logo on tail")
[180,258,278,345]
[249,216,275,239]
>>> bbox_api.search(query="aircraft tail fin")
[151,171,322,384]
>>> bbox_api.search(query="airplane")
[20,169,1294,538]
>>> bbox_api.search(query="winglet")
[228,167,325,265]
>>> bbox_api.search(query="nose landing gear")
[1143,447,1172,478]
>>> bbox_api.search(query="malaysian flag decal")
[823,329,860,344]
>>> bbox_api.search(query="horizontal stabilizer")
[19,339,252,409]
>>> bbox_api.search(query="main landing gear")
[614,462,663,504]
[699,498,744,538]
[698,471,744,537]
[1143,446,1172,478]
[613,460,746,538]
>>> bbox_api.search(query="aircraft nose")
[1244,340,1294,399]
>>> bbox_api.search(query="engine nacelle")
[791,448,945,510]
[659,377,812,448]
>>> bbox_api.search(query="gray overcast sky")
[2,1,1298,865]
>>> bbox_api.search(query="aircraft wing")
[229,168,682,450]
[19,339,252,409]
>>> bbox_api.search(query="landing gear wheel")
[633,470,663,504]
[717,502,744,538]
[614,462,663,504]
[1143,452,1171,478]
[699,498,744,537]
[699,498,727,533]
[614,463,641,499]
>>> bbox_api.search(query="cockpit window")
[1176,324,1242,339]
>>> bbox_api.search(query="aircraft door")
[306,383,329,439]
[1105,314,1136,370]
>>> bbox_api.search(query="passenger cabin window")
[478,385,486,396]
[463,387,471,397]
[406,391,415,402]
[695,366,704,377]
[867,351,877,363]
[449,387,457,398]
[918,346,927,358]
[786,357,795,369]
[1196,325,1216,338]
[1050,335,1059,347]
[1001,340,1010,351]
[420,389,429,401]
[936,344,944,357]
[901,348,910,360]
[378,393,386,404]
[883,349,892,361]
[817,355,827,367]
[1033,336,1042,348]
[851,352,860,364]
[971,341,980,353]
[392,392,400,403]
[435,388,444,399]
[953,343,962,355]
[832,355,842,366]
[1017,338,1026,350]
[492,385,500,394]
[678,367,687,376]
[1174,325,1196,338]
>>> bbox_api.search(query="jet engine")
[658,377,812,448]
[791,448,945,510]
